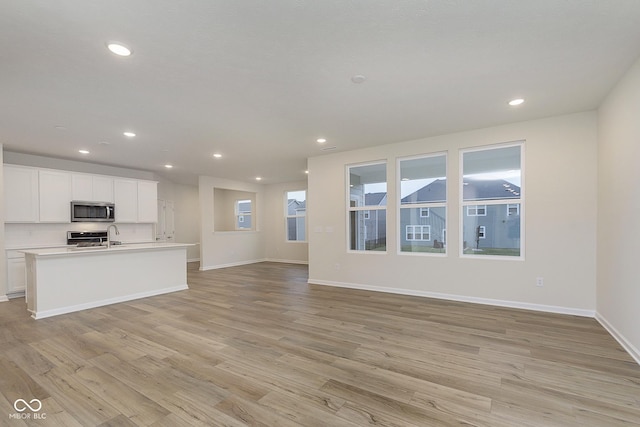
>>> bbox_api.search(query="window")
[466,205,487,216]
[406,225,431,241]
[214,188,256,232]
[398,153,446,254]
[235,199,252,230]
[348,162,387,251]
[285,190,306,241]
[461,143,523,257]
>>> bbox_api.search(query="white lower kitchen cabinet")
[6,250,26,297]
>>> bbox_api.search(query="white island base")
[23,243,192,319]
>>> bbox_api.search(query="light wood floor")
[1,262,640,426]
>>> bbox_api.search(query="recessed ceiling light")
[351,75,366,84]
[54,125,66,131]
[78,150,90,154]
[509,98,525,106]
[213,153,222,158]
[98,141,110,145]
[107,43,132,57]
[317,138,327,143]
[305,170,309,174]
[164,164,173,169]
[256,177,262,181]
[123,131,136,137]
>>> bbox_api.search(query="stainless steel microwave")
[70,201,115,222]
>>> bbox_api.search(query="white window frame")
[460,141,524,260]
[420,207,429,218]
[507,203,520,216]
[285,190,307,243]
[363,210,370,219]
[406,225,431,241]
[466,205,487,216]
[477,225,486,239]
[347,161,387,253]
[397,152,447,257]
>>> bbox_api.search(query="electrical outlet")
[536,277,544,287]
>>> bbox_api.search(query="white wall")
[597,56,640,363]
[265,180,308,264]
[308,112,598,314]
[0,147,6,301]
[156,176,200,261]
[199,175,266,269]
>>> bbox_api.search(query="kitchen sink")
[70,245,108,251]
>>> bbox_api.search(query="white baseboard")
[31,284,189,320]
[307,279,595,318]
[0,295,8,303]
[199,258,267,271]
[7,291,25,299]
[187,258,200,263]
[264,258,309,265]
[595,312,640,366]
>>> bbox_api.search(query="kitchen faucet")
[106,224,120,248]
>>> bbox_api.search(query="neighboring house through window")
[348,162,387,251]
[236,199,252,230]
[285,190,306,241]
[398,153,447,254]
[461,142,523,257]
[406,225,431,241]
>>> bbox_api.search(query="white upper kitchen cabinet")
[114,178,138,222]
[4,165,39,222]
[38,169,72,222]
[72,173,114,202]
[137,180,158,223]
[93,176,114,202]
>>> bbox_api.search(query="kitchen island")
[22,243,193,319]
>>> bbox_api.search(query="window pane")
[286,190,306,241]
[462,204,520,256]
[400,155,446,204]
[400,206,446,253]
[349,210,386,251]
[286,191,306,216]
[286,217,306,241]
[463,146,521,201]
[237,214,252,229]
[236,199,252,230]
[349,163,387,207]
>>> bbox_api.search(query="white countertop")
[21,242,194,257]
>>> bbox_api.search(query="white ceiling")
[2,1,640,185]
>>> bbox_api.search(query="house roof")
[365,192,387,206]
[287,199,306,215]
[401,178,520,203]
